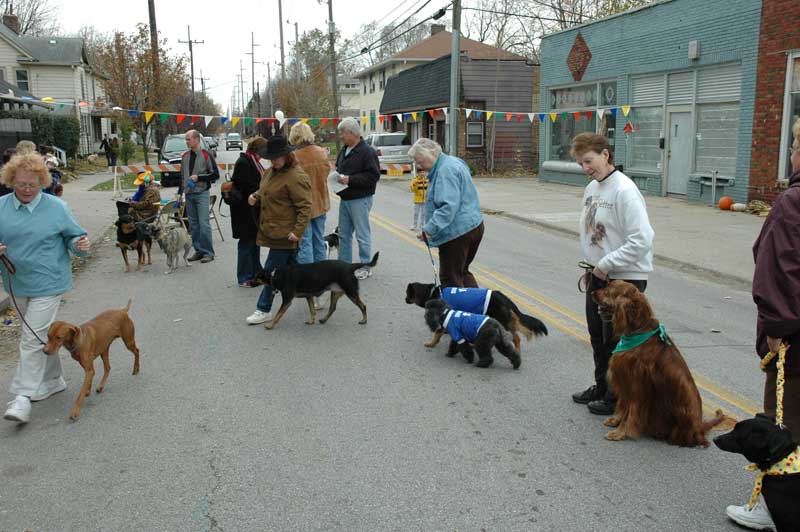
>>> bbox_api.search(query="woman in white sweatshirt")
[569,132,655,416]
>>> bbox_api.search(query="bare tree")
[3,0,60,36]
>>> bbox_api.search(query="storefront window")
[785,58,800,177]
[551,84,597,110]
[549,114,596,161]
[695,103,740,177]
[628,107,663,171]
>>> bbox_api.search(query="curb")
[489,209,752,290]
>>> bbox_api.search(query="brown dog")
[593,281,728,447]
[44,299,140,421]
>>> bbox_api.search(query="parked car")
[365,133,412,169]
[158,134,212,187]
[203,136,218,157]
[226,133,243,151]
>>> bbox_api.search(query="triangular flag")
[411,112,417,121]
[486,111,494,120]
[204,115,213,127]
[245,117,253,126]
[176,114,186,124]
[256,117,265,124]
[573,112,582,120]
[561,112,568,120]
[623,121,634,133]
[610,108,618,118]
[396,113,403,123]
[403,113,411,121]
[527,113,535,123]
[475,111,483,119]
[597,108,605,118]
[232,117,240,127]
[361,116,367,125]
[301,118,309,124]
[220,116,229,125]
[465,109,472,119]
[58,103,64,109]
[622,105,631,117]
[538,113,545,123]
[279,119,287,128]
[332,118,339,126]
[584,111,593,120]
[191,115,200,124]
[144,111,154,124]
[158,113,168,124]
[289,118,299,125]
[516,113,523,122]
[128,110,138,118]
[549,113,557,123]
[441,107,448,116]
[378,115,384,124]
[310,118,320,126]
[320,118,328,126]
[506,112,513,121]
[427,109,435,119]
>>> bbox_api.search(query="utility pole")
[267,62,274,117]
[239,61,247,135]
[196,69,209,96]
[246,32,259,129]
[178,25,204,106]
[256,81,261,117]
[146,0,159,164]
[448,0,461,155]
[278,0,286,79]
[326,0,341,153]
[287,20,300,80]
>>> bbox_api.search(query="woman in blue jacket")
[409,138,484,288]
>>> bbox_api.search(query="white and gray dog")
[144,223,193,274]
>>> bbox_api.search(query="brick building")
[749,0,800,201]
[537,0,762,203]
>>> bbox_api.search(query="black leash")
[578,261,595,293]
[0,255,47,345]
[422,233,442,297]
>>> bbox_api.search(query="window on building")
[369,74,375,94]
[80,71,86,100]
[783,56,800,177]
[549,114,596,161]
[628,107,663,172]
[0,69,5,81]
[363,81,367,95]
[466,122,484,148]
[695,103,740,177]
[110,121,117,134]
[15,69,28,91]
[380,69,386,90]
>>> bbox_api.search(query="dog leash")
[744,343,789,510]
[0,255,47,345]
[421,233,442,297]
[578,261,595,293]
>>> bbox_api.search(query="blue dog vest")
[441,287,492,314]
[443,310,490,344]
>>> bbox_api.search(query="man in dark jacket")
[99,134,112,167]
[179,129,219,263]
[335,117,380,280]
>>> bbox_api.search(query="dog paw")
[603,416,621,427]
[475,358,493,368]
[605,430,626,441]
[95,387,104,394]
[319,318,328,324]
[424,342,437,348]
[359,319,367,325]
[305,320,315,325]
[69,412,79,421]
[264,323,275,330]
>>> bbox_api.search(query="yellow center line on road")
[361,205,759,418]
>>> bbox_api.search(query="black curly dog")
[423,298,521,369]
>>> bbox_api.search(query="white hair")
[338,117,361,137]
[408,137,442,161]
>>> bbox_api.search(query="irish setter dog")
[593,281,728,447]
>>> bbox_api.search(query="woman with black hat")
[245,136,312,325]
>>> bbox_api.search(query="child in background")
[410,171,428,231]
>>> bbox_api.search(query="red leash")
[1,254,47,345]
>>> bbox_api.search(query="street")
[0,152,759,531]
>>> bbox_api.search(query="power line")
[358,0,435,55]
[460,5,582,23]
[374,0,416,25]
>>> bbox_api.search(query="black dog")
[254,252,379,329]
[115,215,152,272]
[324,226,340,258]
[714,415,800,531]
[423,298,521,369]
[406,282,547,351]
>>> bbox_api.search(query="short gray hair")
[408,137,442,161]
[185,129,201,140]
[338,117,361,137]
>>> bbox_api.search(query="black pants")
[585,275,647,400]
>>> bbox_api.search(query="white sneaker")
[355,268,371,280]
[246,310,272,325]
[314,296,326,310]
[4,395,31,423]
[725,502,775,530]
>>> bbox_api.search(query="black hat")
[259,135,294,160]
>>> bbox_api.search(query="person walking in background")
[569,132,654,417]
[110,137,119,168]
[409,138,484,288]
[99,134,112,167]
[227,136,266,288]
[0,152,90,424]
[410,171,428,231]
[245,136,311,325]
[335,117,380,280]
[179,129,219,264]
[723,117,800,531]
[44,155,62,196]
[0,148,14,197]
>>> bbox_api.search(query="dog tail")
[353,252,379,270]
[508,301,548,340]
[124,298,132,312]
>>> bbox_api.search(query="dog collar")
[745,447,800,509]
[613,324,670,353]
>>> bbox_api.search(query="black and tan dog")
[424,298,521,369]
[714,415,800,531]
[115,214,152,272]
[324,226,340,258]
[254,252,379,329]
[406,282,547,351]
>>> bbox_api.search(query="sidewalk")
[386,176,765,287]
[0,170,120,311]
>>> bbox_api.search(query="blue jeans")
[256,249,297,312]
[297,214,327,264]
[338,196,373,264]
[184,189,214,258]
[236,239,261,284]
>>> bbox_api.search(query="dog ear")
[69,326,80,339]
[766,424,794,457]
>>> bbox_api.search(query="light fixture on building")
[688,40,700,60]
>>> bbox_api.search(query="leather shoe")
[187,253,203,262]
[572,385,601,404]
[587,399,616,416]
[200,256,214,263]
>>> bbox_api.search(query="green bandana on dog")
[613,324,671,354]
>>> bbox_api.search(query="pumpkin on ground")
[718,196,735,210]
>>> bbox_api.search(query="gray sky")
[53,0,439,115]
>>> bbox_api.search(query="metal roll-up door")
[697,63,741,102]
[667,72,693,104]
[631,75,665,106]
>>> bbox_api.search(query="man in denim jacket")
[410,138,484,287]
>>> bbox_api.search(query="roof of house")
[356,30,526,78]
[0,77,36,99]
[16,36,89,66]
[379,55,457,114]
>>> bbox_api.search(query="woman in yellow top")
[409,172,428,231]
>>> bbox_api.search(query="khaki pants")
[9,295,65,400]
[763,369,800,437]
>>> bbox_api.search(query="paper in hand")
[328,170,348,193]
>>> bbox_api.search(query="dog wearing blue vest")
[423,298,521,369]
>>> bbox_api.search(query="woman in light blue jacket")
[409,138,484,287]
[0,152,90,424]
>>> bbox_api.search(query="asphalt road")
[0,151,760,531]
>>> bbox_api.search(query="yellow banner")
[144,111,154,124]
[232,117,240,127]
[549,113,557,123]
[622,105,631,117]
